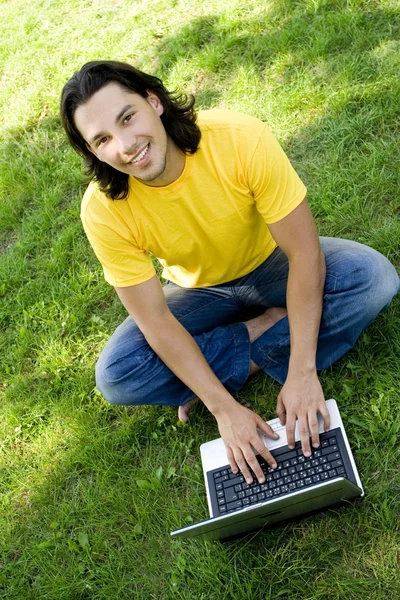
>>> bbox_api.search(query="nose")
[116,132,136,158]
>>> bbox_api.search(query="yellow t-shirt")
[81,110,306,288]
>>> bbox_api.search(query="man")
[60,60,399,486]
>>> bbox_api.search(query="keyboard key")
[337,466,346,475]
[329,437,337,445]
[243,498,250,506]
[331,459,343,469]
[227,500,243,511]
[225,488,238,503]
[327,452,341,462]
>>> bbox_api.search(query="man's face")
[74,82,182,186]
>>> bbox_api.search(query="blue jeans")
[96,238,399,406]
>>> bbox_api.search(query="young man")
[60,60,399,486]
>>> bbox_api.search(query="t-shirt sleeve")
[81,189,156,288]
[247,123,307,224]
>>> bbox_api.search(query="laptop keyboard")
[208,427,355,517]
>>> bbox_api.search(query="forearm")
[286,248,326,375]
[142,311,237,416]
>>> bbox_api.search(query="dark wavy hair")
[60,61,201,200]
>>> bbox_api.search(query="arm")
[115,276,279,483]
[267,199,330,454]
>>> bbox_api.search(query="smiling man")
[60,60,399,485]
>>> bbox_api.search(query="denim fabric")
[95,238,399,406]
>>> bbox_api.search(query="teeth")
[132,144,149,164]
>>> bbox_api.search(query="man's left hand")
[276,370,330,456]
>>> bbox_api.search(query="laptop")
[171,399,363,540]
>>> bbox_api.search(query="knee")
[95,343,164,406]
[95,346,144,406]
[95,353,127,405]
[338,244,399,316]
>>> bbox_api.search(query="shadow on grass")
[1,1,400,598]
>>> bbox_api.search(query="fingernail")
[247,478,253,484]
[288,445,295,450]
[313,442,319,448]
[274,432,280,439]
[272,463,277,469]
[259,477,265,484]
[304,451,311,457]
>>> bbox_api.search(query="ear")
[146,91,164,116]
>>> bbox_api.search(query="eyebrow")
[88,104,134,146]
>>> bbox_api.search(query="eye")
[123,113,134,123]
[97,136,109,147]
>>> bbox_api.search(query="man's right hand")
[215,401,280,484]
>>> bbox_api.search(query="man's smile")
[128,143,150,166]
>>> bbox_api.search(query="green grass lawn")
[1,0,399,598]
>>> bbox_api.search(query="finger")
[257,419,280,441]
[276,397,286,425]
[285,414,296,449]
[308,411,320,449]
[243,446,267,484]
[252,440,277,475]
[298,416,311,457]
[226,445,239,475]
[233,448,254,485]
[319,402,330,432]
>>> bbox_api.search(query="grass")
[0,0,399,598]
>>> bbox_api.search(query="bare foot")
[246,307,287,375]
[178,398,199,423]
